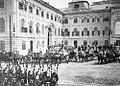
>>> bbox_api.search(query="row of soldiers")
[0,61,59,86]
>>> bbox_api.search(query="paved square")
[58,61,120,86]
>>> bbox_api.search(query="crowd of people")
[47,44,120,64]
[0,49,59,86]
[0,44,120,86]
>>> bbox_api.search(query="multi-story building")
[61,0,111,47]
[0,0,63,55]
[0,0,120,55]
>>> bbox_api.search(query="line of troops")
[0,60,59,86]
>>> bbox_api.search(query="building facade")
[61,0,111,47]
[0,0,63,55]
[0,0,120,55]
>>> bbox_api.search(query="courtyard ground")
[58,61,120,86]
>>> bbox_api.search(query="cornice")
[34,0,64,15]
[63,9,111,15]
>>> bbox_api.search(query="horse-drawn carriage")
[96,46,120,64]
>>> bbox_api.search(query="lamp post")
[9,14,12,57]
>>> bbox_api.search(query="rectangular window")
[0,18,5,33]
[51,14,53,20]
[72,32,74,36]
[92,31,94,36]
[29,26,33,33]
[36,9,39,15]
[19,2,24,10]
[47,13,49,19]
[0,0,4,8]
[81,31,84,36]
[55,29,56,36]
[29,6,33,13]
[42,41,44,47]
[87,31,89,36]
[0,41,5,51]
[98,31,100,36]
[105,40,109,45]
[103,31,105,36]
[55,16,57,21]
[42,24,44,35]
[22,41,26,50]
[103,17,109,22]
[21,27,27,33]
[36,41,40,49]
[41,11,44,17]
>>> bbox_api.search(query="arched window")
[29,21,33,33]
[64,40,68,45]
[36,23,40,34]
[82,27,89,36]
[36,8,39,15]
[22,40,26,50]
[82,17,89,23]
[0,40,5,51]
[64,28,70,36]
[92,17,100,22]
[92,27,100,36]
[0,18,5,33]
[84,28,88,31]
[115,21,120,34]
[74,17,78,23]
[72,28,79,36]
[64,18,68,24]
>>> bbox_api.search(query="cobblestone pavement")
[58,61,120,86]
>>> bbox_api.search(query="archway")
[74,40,78,48]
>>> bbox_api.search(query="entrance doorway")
[48,28,52,47]
[30,41,33,52]
[74,40,78,48]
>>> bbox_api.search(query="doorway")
[74,40,78,48]
[48,28,52,47]
[30,41,33,52]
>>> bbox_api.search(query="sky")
[43,0,102,8]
